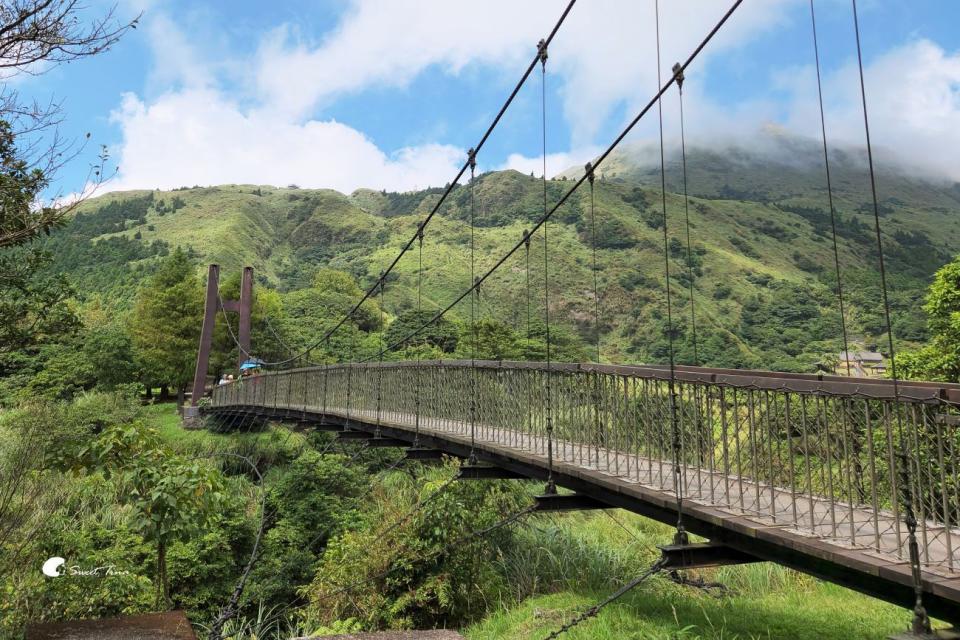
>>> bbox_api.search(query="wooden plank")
[27,611,197,640]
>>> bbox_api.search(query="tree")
[76,420,223,608]
[130,248,203,399]
[517,318,588,363]
[0,248,79,354]
[897,256,960,382]
[278,267,384,363]
[84,321,138,387]
[455,318,518,360]
[0,2,138,248]
[246,449,364,606]
[305,462,527,628]
[385,309,459,354]
[0,1,136,362]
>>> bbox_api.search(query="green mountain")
[48,142,960,371]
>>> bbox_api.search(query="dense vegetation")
[0,395,917,639]
[14,144,958,394]
[3,144,960,638]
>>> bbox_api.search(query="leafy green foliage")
[0,473,155,635]
[898,256,960,381]
[166,480,255,617]
[277,268,384,363]
[385,309,459,353]
[130,248,203,392]
[0,248,79,355]
[304,462,527,629]
[74,419,225,606]
[246,450,366,606]
[0,393,150,633]
[0,120,52,248]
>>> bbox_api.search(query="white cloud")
[501,147,601,178]
[144,13,213,90]
[578,37,960,184]
[802,39,960,180]
[108,89,463,193]
[105,1,960,194]
[253,1,545,119]
[546,0,799,148]
[105,1,798,193]
[253,0,799,140]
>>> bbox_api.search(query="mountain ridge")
[47,144,960,371]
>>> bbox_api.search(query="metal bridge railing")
[212,360,960,573]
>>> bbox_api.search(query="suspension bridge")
[195,0,960,637]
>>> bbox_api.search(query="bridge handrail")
[219,360,960,403]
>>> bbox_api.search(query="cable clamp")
[672,62,684,90]
[417,219,425,242]
[537,38,548,66]
[467,147,477,173]
[523,228,532,248]
[584,161,595,185]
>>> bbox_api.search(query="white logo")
[42,557,65,577]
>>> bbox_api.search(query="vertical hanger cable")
[468,148,479,464]
[538,38,557,494]
[851,1,930,633]
[673,62,699,365]
[809,0,852,377]
[655,0,687,544]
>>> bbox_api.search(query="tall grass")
[468,509,910,640]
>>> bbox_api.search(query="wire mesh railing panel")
[210,361,960,571]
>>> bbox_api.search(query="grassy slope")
[59,144,960,368]
[465,511,916,640]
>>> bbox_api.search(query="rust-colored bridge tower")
[190,264,253,407]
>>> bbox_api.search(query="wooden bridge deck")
[211,400,960,625]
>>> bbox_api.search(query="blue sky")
[15,0,960,198]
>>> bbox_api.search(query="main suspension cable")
[809,0,852,377]
[368,0,745,361]
[247,0,578,369]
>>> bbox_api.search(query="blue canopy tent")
[239,358,265,373]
